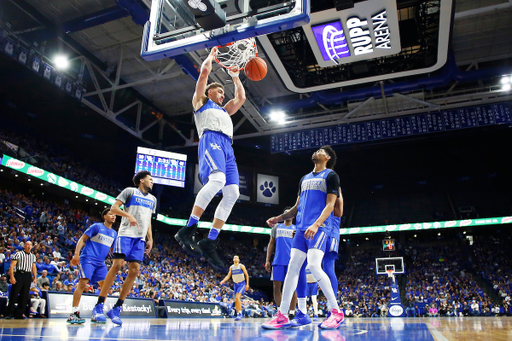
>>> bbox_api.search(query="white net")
[215,37,258,70]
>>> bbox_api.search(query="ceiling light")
[501,76,510,84]
[54,55,70,70]
[15,174,18,177]
[28,179,31,181]
[438,233,441,236]
[502,83,511,91]
[278,118,286,125]
[270,111,285,121]
[414,234,417,237]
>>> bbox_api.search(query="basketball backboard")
[375,257,404,275]
[141,0,310,61]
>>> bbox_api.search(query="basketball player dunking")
[175,47,246,270]
[220,255,250,321]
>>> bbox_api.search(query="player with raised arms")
[175,47,246,270]
[220,255,250,321]
[91,171,156,325]
[67,208,117,324]
[262,146,344,330]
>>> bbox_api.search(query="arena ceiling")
[1,0,512,150]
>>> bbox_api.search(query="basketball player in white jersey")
[220,255,250,321]
[176,47,246,270]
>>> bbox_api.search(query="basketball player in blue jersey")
[265,207,297,316]
[262,146,344,330]
[175,47,246,270]
[220,255,249,321]
[92,171,156,325]
[67,208,117,324]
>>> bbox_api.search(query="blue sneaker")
[106,306,123,326]
[91,303,106,323]
[289,310,311,328]
[313,315,319,322]
[235,313,243,321]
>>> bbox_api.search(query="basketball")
[245,57,267,81]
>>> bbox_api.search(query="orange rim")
[214,40,258,70]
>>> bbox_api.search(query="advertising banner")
[47,292,157,318]
[163,300,222,318]
[1,155,117,206]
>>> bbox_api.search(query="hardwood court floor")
[0,317,510,341]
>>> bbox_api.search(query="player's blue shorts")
[78,260,107,284]
[292,229,330,254]
[326,234,340,257]
[233,281,246,296]
[113,236,145,263]
[306,282,319,297]
[198,131,239,186]
[271,265,288,282]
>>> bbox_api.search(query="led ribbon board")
[1,155,117,206]
[3,154,511,236]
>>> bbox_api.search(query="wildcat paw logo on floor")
[260,181,276,198]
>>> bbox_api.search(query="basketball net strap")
[214,37,257,70]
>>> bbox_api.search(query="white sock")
[278,249,307,316]
[73,306,79,313]
[311,295,319,315]
[289,309,295,315]
[298,298,307,313]
[307,249,339,311]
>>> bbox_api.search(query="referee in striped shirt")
[6,241,37,319]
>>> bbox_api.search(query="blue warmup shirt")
[271,223,296,266]
[296,169,340,232]
[81,223,117,262]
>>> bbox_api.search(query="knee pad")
[214,184,239,222]
[195,172,226,210]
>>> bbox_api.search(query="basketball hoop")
[386,269,396,284]
[214,37,258,70]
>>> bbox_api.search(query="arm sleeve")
[326,172,340,196]
[116,188,133,204]
[152,195,157,214]
[270,225,277,238]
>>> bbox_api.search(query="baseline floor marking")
[426,323,450,341]
[0,334,181,341]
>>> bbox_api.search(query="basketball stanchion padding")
[245,57,267,82]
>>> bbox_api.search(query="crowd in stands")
[0,126,121,197]
[472,235,512,311]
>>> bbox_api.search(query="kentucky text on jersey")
[90,233,115,247]
[81,223,117,262]
[301,178,327,192]
[272,223,296,266]
[130,197,155,210]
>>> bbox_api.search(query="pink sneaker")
[319,309,344,329]
[261,311,290,329]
